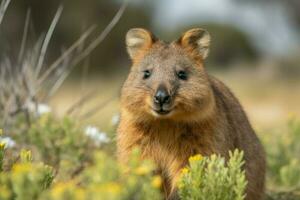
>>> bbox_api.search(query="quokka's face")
[121,28,215,121]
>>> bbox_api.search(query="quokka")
[117,28,266,200]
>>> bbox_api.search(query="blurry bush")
[26,115,94,175]
[0,145,162,200]
[1,110,162,200]
[1,122,250,200]
[264,117,300,190]
[2,113,300,200]
[0,110,249,200]
[0,149,54,200]
[41,150,162,200]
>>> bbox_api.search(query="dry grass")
[0,0,128,130]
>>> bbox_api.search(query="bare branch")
[70,1,128,68]
[37,25,96,87]
[79,94,118,120]
[0,0,11,25]
[35,5,63,77]
[66,89,98,115]
[18,9,31,63]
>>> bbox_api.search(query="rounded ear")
[177,28,211,59]
[126,28,157,60]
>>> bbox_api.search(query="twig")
[0,0,11,26]
[35,5,63,77]
[18,9,31,63]
[70,1,128,68]
[58,0,128,116]
[39,0,128,116]
[65,89,98,115]
[38,0,128,89]
[75,53,91,116]
[78,94,117,120]
[37,25,96,88]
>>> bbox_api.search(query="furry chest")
[139,127,208,172]
[139,123,220,170]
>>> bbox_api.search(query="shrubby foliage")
[26,115,93,177]
[265,117,300,189]
[41,149,162,200]
[0,149,54,200]
[0,149,162,200]
[1,114,300,200]
[0,114,251,200]
[178,151,247,200]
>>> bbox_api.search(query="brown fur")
[117,28,265,200]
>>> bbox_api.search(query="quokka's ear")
[177,28,211,59]
[126,28,157,60]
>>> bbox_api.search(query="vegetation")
[263,117,300,197]
[178,151,247,200]
[0,119,248,200]
[1,114,300,199]
[0,117,162,200]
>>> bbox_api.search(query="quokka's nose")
[154,86,171,106]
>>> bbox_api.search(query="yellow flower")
[20,149,32,162]
[181,167,189,175]
[89,182,121,195]
[50,181,78,199]
[74,188,85,200]
[105,182,121,194]
[135,165,151,175]
[189,154,203,162]
[0,143,5,150]
[12,163,32,173]
[151,175,162,188]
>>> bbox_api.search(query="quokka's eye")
[143,70,151,79]
[177,70,188,80]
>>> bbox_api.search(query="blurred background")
[1,0,300,131]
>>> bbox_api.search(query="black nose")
[154,86,171,106]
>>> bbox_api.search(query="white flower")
[0,137,16,149]
[111,114,120,126]
[26,100,51,115]
[84,126,110,146]
[37,104,51,114]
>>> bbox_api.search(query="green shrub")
[26,115,94,176]
[42,149,162,200]
[0,115,251,200]
[178,150,247,200]
[266,117,300,189]
[4,113,300,200]
[0,150,54,200]
[3,114,105,181]
[0,148,162,200]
